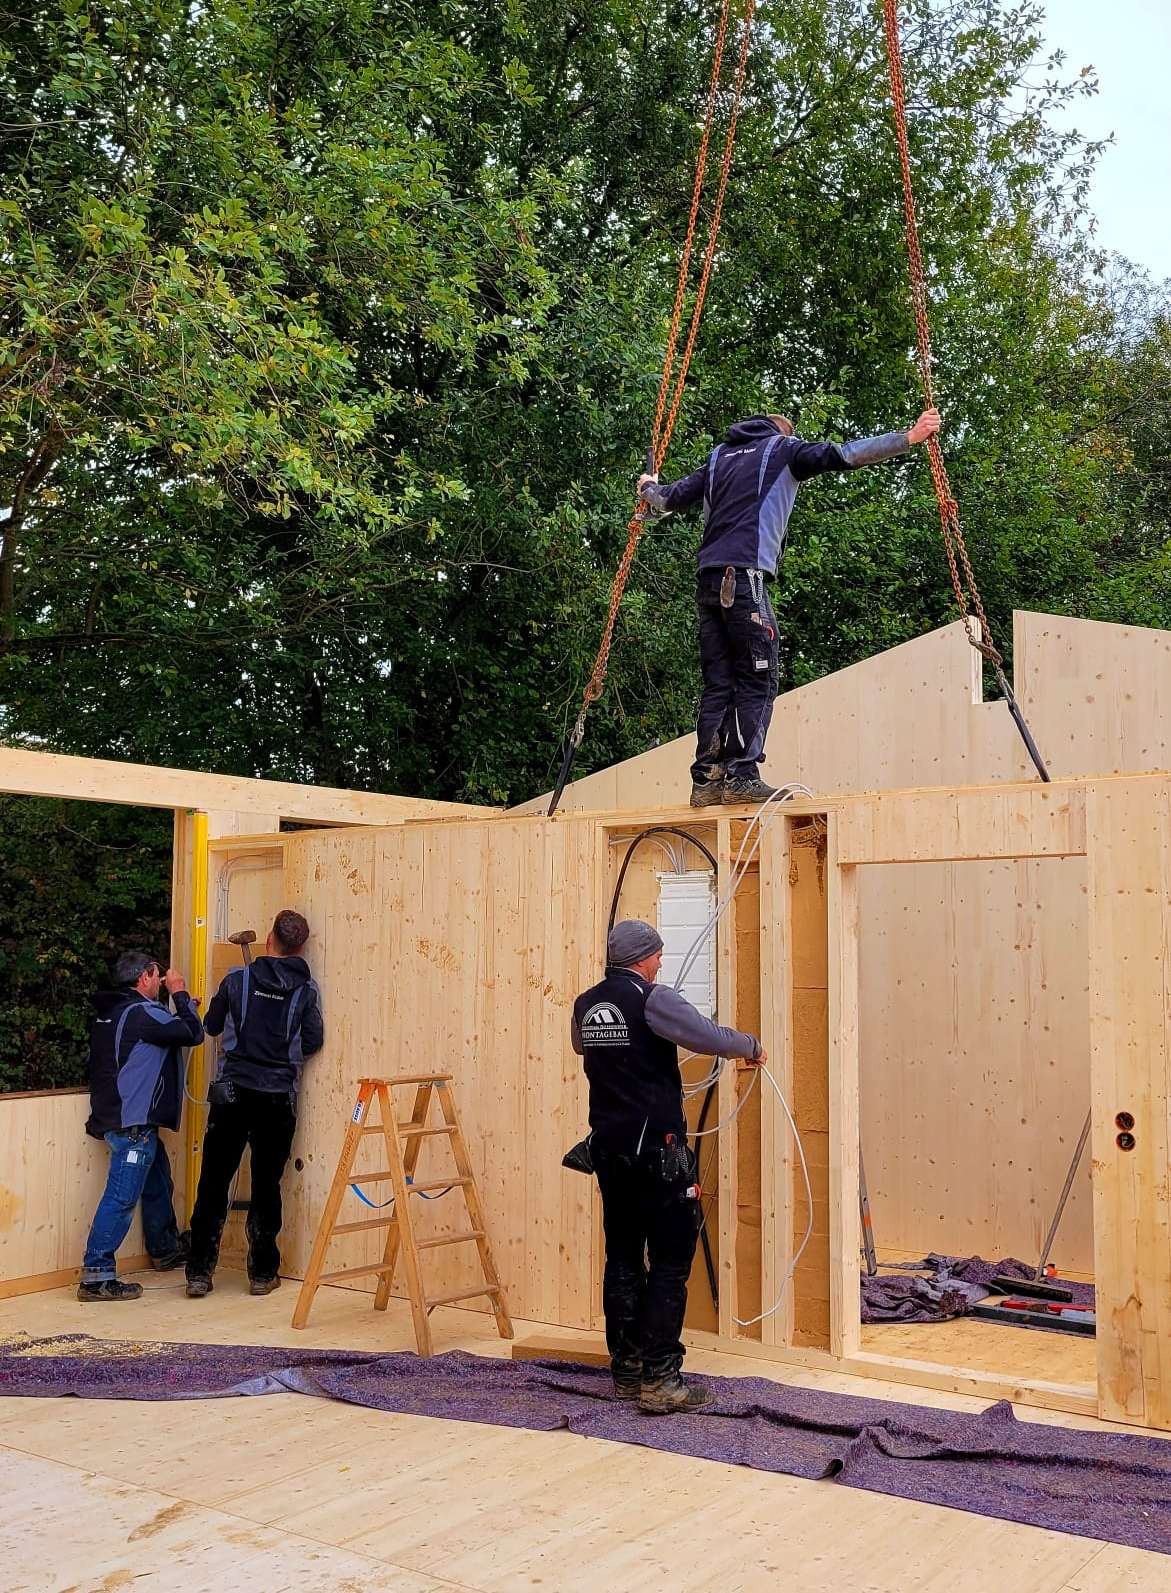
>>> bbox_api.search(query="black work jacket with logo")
[572,969,685,1149]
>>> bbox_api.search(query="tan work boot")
[690,777,726,808]
[638,1374,712,1414]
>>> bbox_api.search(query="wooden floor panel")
[0,1273,1165,1592]
[861,1314,1097,1384]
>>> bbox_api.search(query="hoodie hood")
[724,416,782,446]
[91,988,139,1017]
[242,954,312,994]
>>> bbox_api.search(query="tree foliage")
[1,0,1169,1085]
[0,797,171,1091]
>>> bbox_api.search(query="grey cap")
[607,919,664,967]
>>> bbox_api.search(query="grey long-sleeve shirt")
[571,978,760,1060]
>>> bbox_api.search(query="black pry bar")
[993,663,1051,783]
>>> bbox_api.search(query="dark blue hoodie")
[86,987,205,1137]
[204,954,323,1096]
[642,416,910,575]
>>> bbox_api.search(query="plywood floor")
[0,1267,1166,1593]
[860,1315,1097,1384]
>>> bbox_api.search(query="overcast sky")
[1038,0,1171,282]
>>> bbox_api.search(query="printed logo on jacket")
[580,1003,630,1046]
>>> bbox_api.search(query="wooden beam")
[836,784,1086,865]
[1087,776,1171,1429]
[758,820,793,1347]
[827,824,861,1360]
[716,817,741,1339]
[0,747,495,825]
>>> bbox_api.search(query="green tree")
[0,797,172,1091]
[0,0,1161,813]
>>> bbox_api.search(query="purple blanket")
[0,1334,1167,1554]
[862,1255,1096,1324]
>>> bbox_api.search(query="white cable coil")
[670,782,817,1324]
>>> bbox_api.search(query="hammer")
[228,928,256,966]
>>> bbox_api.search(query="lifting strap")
[880,0,1050,781]
[548,0,1049,818]
[547,0,757,816]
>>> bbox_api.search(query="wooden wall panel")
[524,612,1171,1270]
[858,856,1092,1272]
[274,820,600,1331]
[1088,778,1171,1429]
[0,1094,175,1291]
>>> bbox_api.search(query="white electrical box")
[657,870,717,1018]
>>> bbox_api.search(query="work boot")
[151,1231,190,1272]
[76,1279,143,1303]
[690,776,725,809]
[249,1276,280,1297]
[722,777,778,805]
[638,1374,712,1414]
[185,1274,213,1299]
[612,1373,642,1401]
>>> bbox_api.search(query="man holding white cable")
[572,919,764,1413]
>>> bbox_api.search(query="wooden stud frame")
[563,779,1171,1431]
[6,743,1171,1433]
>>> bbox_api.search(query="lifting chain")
[549,0,756,814]
[881,0,1050,780]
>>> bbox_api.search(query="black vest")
[574,969,685,1148]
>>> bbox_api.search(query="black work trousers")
[594,1142,700,1383]
[187,1086,297,1282]
[693,567,780,782]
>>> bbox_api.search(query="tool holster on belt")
[719,565,736,608]
[208,1076,237,1108]
[659,1132,694,1186]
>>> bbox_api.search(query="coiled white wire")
[670,782,817,1324]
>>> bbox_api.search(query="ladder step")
[332,1216,397,1235]
[346,1173,470,1190]
[374,1073,453,1085]
[320,1261,397,1283]
[358,1124,454,1138]
[426,1285,500,1308]
[417,1229,484,1251]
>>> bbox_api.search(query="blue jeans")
[81,1127,182,1282]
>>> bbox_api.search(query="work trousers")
[693,567,780,782]
[593,1141,700,1383]
[187,1086,297,1283]
[81,1128,182,1282]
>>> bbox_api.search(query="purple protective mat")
[1,1335,1168,1554]
[862,1255,1096,1324]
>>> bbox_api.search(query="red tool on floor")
[972,1295,1096,1337]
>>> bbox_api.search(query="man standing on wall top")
[638,405,942,807]
[572,919,764,1414]
[79,951,204,1302]
[186,909,323,1300]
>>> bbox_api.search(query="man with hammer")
[186,910,323,1298]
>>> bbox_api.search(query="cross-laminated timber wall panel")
[519,612,1171,1274]
[269,820,602,1329]
[247,778,1171,1432]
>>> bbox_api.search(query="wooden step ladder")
[292,1074,513,1356]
